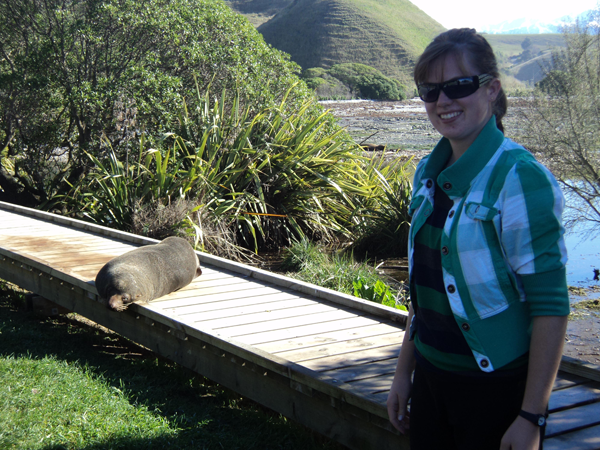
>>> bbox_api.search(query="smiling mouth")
[440,111,462,120]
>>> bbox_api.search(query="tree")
[521,37,532,51]
[0,0,309,207]
[519,11,600,232]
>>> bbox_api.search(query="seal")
[95,236,202,311]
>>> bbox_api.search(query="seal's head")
[103,272,144,311]
[108,292,132,311]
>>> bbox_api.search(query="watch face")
[537,417,546,426]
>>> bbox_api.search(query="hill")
[225,0,293,26]
[251,0,445,83]
[485,34,566,84]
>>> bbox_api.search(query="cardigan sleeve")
[499,159,570,316]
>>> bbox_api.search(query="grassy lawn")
[0,283,342,450]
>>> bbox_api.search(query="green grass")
[280,239,408,310]
[0,283,341,450]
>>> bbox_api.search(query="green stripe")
[518,163,562,273]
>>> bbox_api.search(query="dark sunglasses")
[417,74,493,103]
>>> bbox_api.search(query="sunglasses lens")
[443,78,478,99]
[418,85,440,102]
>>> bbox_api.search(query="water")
[565,226,600,297]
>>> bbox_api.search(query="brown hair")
[414,28,507,133]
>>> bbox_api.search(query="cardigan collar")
[421,116,505,198]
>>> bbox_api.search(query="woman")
[387,28,569,450]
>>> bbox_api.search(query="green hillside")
[225,0,293,26]
[485,34,566,84]
[253,0,445,83]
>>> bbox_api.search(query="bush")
[64,87,414,256]
[0,0,310,207]
[302,63,407,100]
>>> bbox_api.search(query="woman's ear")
[488,78,502,102]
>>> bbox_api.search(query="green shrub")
[0,0,310,207]
[66,89,370,253]
[302,63,407,100]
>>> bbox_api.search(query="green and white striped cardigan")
[408,116,570,372]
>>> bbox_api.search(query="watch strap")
[519,409,547,427]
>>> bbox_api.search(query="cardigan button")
[448,210,455,218]
[461,323,470,331]
[480,359,489,368]
[447,284,456,294]
[441,246,449,256]
[443,182,452,190]
[426,180,433,188]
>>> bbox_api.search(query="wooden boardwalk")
[0,200,599,450]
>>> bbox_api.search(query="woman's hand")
[387,303,416,434]
[387,372,412,434]
[500,416,540,450]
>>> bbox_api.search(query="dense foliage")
[66,88,413,254]
[0,0,310,207]
[520,11,600,231]
[303,64,407,100]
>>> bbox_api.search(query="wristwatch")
[519,409,548,427]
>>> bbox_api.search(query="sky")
[408,0,598,29]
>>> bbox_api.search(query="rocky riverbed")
[321,97,526,158]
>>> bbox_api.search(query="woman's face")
[424,54,501,156]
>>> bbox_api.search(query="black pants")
[410,362,545,450]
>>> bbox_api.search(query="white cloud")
[409,0,598,29]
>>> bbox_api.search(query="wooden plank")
[193,303,340,329]
[274,331,404,363]
[156,284,284,307]
[548,383,600,412]
[299,344,402,372]
[553,371,592,391]
[256,323,404,354]
[155,291,306,314]
[561,355,600,383]
[150,288,301,311]
[342,373,396,394]
[546,401,600,437]
[320,358,399,383]
[213,309,361,337]
[544,423,600,450]
[238,316,385,345]
[177,297,321,322]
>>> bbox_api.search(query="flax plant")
[348,152,414,258]
[66,136,198,230]
[173,87,368,251]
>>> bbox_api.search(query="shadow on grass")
[0,288,343,450]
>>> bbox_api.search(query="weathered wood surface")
[1,200,599,450]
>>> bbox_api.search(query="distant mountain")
[480,18,562,34]
[226,0,445,82]
[481,9,595,34]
